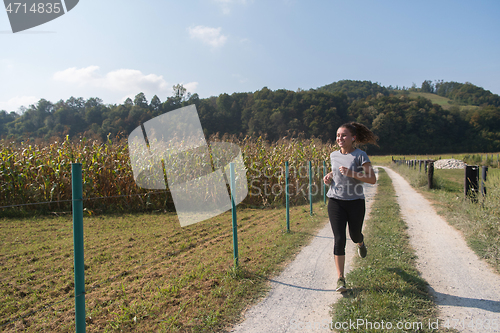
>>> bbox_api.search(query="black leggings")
[328,197,365,256]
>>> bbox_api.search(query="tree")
[421,80,434,93]
[134,92,148,108]
[150,95,162,113]
[65,96,85,113]
[85,97,103,108]
[172,84,187,102]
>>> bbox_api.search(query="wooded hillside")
[1,80,499,154]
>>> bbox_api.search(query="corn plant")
[0,134,337,216]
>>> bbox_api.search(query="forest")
[1,80,499,155]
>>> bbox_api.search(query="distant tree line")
[317,80,390,101]
[421,80,500,107]
[1,80,499,154]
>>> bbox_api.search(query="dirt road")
[382,167,500,333]
[229,176,378,333]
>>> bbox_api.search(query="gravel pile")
[434,159,465,169]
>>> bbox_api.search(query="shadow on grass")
[386,267,428,286]
[339,266,432,301]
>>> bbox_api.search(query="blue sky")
[1,0,500,113]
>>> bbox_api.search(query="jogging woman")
[323,122,378,292]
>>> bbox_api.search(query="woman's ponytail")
[340,122,379,146]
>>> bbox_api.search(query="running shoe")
[336,277,347,292]
[358,243,367,258]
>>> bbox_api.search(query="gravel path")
[382,167,500,333]
[229,167,500,333]
[229,174,378,333]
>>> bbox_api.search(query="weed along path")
[382,167,500,332]
[229,178,378,333]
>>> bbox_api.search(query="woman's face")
[336,127,355,149]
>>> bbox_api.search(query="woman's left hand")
[339,163,376,184]
[339,166,351,177]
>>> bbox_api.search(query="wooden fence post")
[427,162,434,189]
[464,165,479,201]
[481,166,488,197]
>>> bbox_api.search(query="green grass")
[369,155,394,165]
[408,92,455,108]
[407,92,480,111]
[1,202,329,332]
[332,169,445,333]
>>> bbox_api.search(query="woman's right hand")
[323,173,332,185]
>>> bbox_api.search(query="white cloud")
[52,65,101,84]
[0,95,38,113]
[0,58,15,70]
[188,26,227,48]
[53,66,168,93]
[232,74,248,84]
[104,69,169,93]
[183,82,199,94]
[212,0,249,14]
[53,66,198,104]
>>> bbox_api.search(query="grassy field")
[332,169,445,333]
[408,92,454,108]
[407,92,480,112]
[1,202,329,332]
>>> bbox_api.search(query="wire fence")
[0,160,328,331]
[0,191,173,210]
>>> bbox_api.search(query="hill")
[434,81,500,107]
[1,80,500,154]
[317,80,389,101]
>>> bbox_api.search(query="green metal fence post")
[229,163,239,267]
[308,161,313,216]
[72,163,86,333]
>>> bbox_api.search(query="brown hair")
[339,122,379,146]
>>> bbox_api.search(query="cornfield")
[0,134,337,216]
